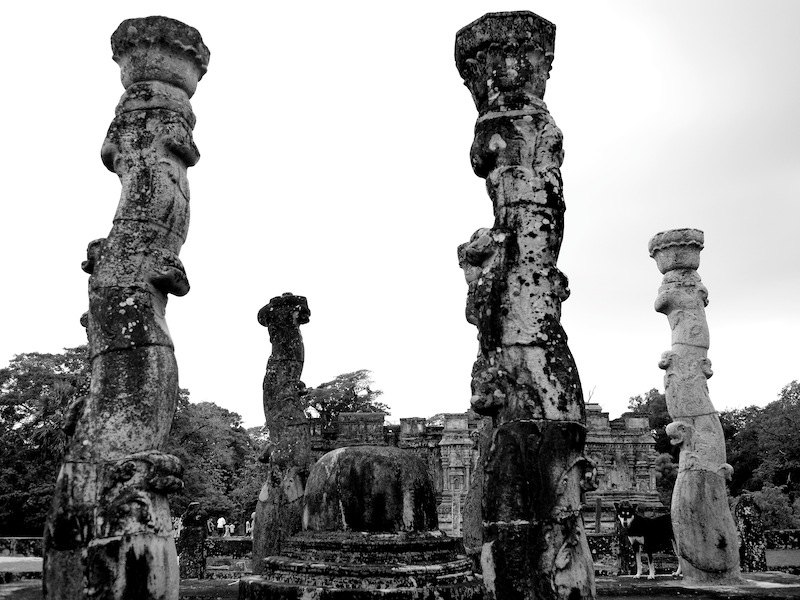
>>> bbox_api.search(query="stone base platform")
[4,573,800,599]
[239,531,484,599]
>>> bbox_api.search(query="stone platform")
[5,573,800,599]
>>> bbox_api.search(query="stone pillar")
[732,493,767,572]
[252,293,311,574]
[456,12,597,600]
[43,16,209,600]
[649,228,741,584]
[176,502,208,579]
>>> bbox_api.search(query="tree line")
[0,346,385,536]
[629,381,800,530]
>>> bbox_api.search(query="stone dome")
[302,445,438,533]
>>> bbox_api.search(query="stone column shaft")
[456,12,596,600]
[252,293,311,574]
[43,17,209,600]
[649,229,741,584]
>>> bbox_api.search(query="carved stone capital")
[456,11,555,114]
[258,293,311,331]
[648,228,704,274]
[111,16,210,97]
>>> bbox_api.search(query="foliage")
[0,346,267,535]
[0,346,90,536]
[163,394,267,525]
[627,388,673,456]
[719,405,763,495]
[654,452,677,506]
[752,484,800,530]
[304,369,389,428]
[752,381,800,489]
[720,381,800,496]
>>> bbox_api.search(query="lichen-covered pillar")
[176,502,209,579]
[456,12,597,600]
[649,229,741,584]
[43,17,209,600]
[732,494,767,573]
[252,293,311,574]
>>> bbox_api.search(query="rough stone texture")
[252,293,311,574]
[732,494,767,572]
[240,446,484,599]
[42,16,208,600]
[303,446,437,533]
[455,11,597,600]
[205,537,253,559]
[649,228,741,584]
[177,503,208,579]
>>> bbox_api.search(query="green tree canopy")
[163,393,266,523]
[0,345,266,535]
[304,369,389,429]
[720,381,800,496]
[751,484,800,530]
[628,388,673,456]
[0,346,90,535]
[719,405,763,495]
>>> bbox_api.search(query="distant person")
[245,519,252,536]
[216,515,226,537]
[206,518,215,536]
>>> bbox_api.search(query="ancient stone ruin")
[455,11,597,600]
[240,445,484,598]
[43,16,209,600]
[649,228,741,584]
[252,293,312,574]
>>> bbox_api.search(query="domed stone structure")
[239,446,484,599]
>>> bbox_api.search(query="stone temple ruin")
[42,9,754,600]
[307,406,660,537]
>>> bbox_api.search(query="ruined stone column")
[43,17,209,600]
[176,502,209,579]
[732,494,767,573]
[252,293,311,574]
[649,229,741,584]
[456,12,597,600]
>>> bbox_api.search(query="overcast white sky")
[1,1,798,428]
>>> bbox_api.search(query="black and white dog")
[615,500,681,579]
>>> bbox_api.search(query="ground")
[3,558,800,599]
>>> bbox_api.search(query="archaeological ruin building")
[307,403,659,537]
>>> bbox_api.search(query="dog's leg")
[671,540,682,576]
[633,543,643,578]
[647,553,655,580]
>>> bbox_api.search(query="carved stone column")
[252,293,311,574]
[649,228,741,584]
[43,16,209,600]
[456,12,596,600]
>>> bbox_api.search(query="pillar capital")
[455,11,555,114]
[111,16,210,97]
[258,293,311,331]
[648,228,704,274]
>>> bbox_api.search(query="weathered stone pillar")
[252,293,311,574]
[732,493,767,572]
[176,502,209,579]
[649,228,741,584]
[43,17,208,600]
[456,12,597,600]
